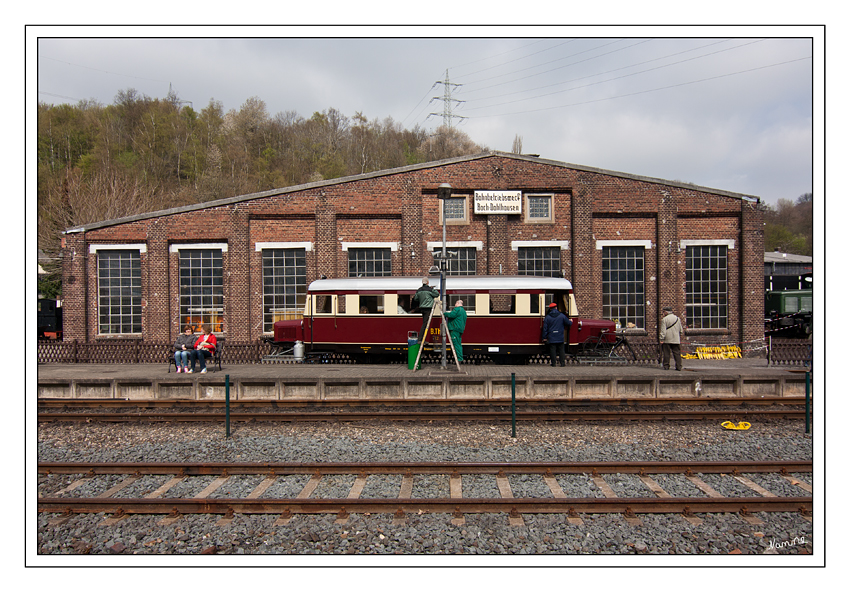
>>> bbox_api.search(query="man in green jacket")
[413,276,439,344]
[443,299,468,362]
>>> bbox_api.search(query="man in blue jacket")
[541,302,572,367]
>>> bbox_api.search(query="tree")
[762,193,814,256]
[512,134,523,154]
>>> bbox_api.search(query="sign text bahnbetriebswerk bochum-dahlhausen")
[474,190,522,214]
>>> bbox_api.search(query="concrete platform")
[36,359,812,401]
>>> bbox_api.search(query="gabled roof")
[764,251,813,264]
[64,151,759,234]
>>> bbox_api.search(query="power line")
[461,38,735,104]
[470,55,813,119]
[449,39,579,80]
[464,39,769,112]
[401,82,438,127]
[460,38,634,89]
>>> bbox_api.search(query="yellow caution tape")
[721,421,751,430]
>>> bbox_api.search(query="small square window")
[440,196,469,225]
[525,194,554,223]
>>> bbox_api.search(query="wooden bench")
[168,337,224,372]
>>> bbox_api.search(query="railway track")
[39,461,812,526]
[37,397,810,423]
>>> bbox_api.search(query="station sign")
[474,190,522,214]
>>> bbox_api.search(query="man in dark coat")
[412,276,439,344]
[541,302,572,367]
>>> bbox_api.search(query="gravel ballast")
[36,418,815,558]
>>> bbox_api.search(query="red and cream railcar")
[272,276,616,363]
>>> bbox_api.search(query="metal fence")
[766,338,813,366]
[35,337,812,366]
[36,340,276,365]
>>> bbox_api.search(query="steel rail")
[38,460,813,476]
[36,496,813,516]
[37,397,809,408]
[37,409,808,423]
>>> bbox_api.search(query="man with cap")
[412,276,440,344]
[659,306,684,371]
[541,301,572,367]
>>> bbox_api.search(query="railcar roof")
[308,275,573,293]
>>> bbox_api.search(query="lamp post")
[436,183,452,369]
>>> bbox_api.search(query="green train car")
[765,289,812,338]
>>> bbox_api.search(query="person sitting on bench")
[191,324,217,374]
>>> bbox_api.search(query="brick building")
[60,151,765,347]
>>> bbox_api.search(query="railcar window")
[97,250,142,334]
[447,293,476,313]
[397,294,414,313]
[314,295,333,314]
[358,295,384,314]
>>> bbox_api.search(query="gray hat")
[662,306,673,312]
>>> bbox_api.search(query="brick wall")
[60,153,763,346]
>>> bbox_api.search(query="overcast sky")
[32,27,819,206]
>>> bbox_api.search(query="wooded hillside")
[37,88,813,299]
[37,89,485,265]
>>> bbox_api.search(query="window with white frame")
[686,244,728,329]
[525,194,554,223]
[440,196,469,225]
[602,246,645,329]
[517,246,561,277]
[433,246,477,276]
[179,248,224,332]
[262,248,307,331]
[97,250,142,334]
[348,248,392,277]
